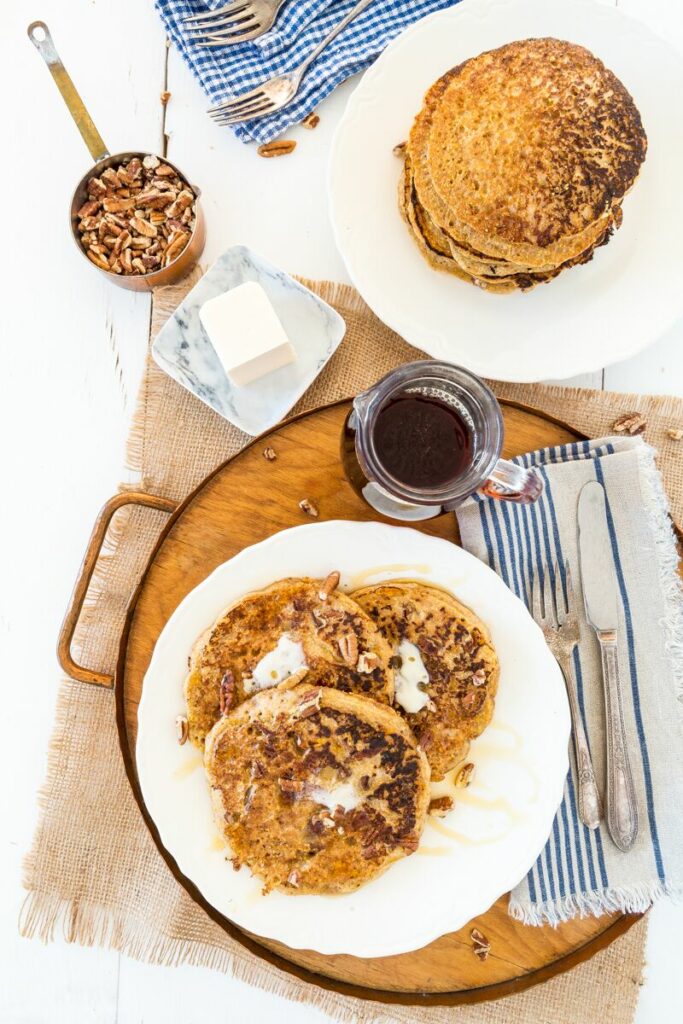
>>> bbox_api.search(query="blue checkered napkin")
[456,437,683,925]
[155,0,461,143]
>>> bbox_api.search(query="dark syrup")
[372,394,472,489]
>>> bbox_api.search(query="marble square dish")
[152,246,346,436]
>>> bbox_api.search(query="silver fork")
[183,0,286,47]
[531,563,602,830]
[208,0,375,125]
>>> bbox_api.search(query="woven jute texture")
[23,273,683,1023]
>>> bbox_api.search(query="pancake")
[204,682,430,894]
[399,158,519,293]
[185,576,394,748]
[352,582,499,779]
[406,38,646,276]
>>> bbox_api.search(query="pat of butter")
[309,782,362,813]
[394,640,430,714]
[243,634,307,694]
[199,281,296,387]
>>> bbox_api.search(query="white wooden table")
[3,0,682,1019]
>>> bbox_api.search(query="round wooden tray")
[63,398,639,1006]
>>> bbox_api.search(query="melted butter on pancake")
[243,634,307,694]
[394,640,431,714]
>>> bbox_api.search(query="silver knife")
[578,481,638,851]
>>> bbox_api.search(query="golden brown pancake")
[186,576,394,748]
[352,582,499,779]
[205,683,430,894]
[403,37,646,285]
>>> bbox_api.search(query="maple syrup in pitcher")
[341,362,542,521]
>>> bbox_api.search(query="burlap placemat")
[23,273,683,1023]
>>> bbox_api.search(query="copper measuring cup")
[27,21,205,291]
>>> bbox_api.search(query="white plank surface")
[3,0,682,1020]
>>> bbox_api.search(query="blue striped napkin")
[155,0,461,143]
[457,436,683,925]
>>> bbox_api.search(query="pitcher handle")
[479,459,543,504]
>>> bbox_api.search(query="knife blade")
[577,480,638,851]
[578,481,619,631]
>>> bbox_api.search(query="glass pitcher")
[341,361,543,521]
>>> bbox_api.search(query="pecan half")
[301,112,320,130]
[258,139,297,158]
[219,670,236,716]
[455,762,475,788]
[338,633,358,666]
[175,715,188,745]
[319,570,340,601]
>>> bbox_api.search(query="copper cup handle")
[27,21,110,162]
[58,491,178,687]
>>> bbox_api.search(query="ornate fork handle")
[294,0,376,86]
[556,650,602,830]
[597,631,638,851]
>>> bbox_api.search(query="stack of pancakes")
[399,38,647,292]
[185,575,499,895]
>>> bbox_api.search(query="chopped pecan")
[666,428,683,441]
[356,651,380,673]
[612,412,646,435]
[76,154,196,276]
[87,177,107,198]
[263,446,277,461]
[470,927,491,960]
[301,112,320,129]
[428,795,453,817]
[77,199,100,219]
[393,141,407,157]
[299,498,319,518]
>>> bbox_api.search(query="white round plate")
[328,0,683,382]
[137,521,569,958]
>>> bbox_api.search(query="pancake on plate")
[204,682,430,895]
[401,37,646,290]
[185,575,394,748]
[352,582,499,779]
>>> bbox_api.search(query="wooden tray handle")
[58,490,178,687]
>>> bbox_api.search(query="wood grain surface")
[115,398,639,1004]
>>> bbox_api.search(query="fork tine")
[209,88,265,114]
[543,565,556,628]
[531,573,544,625]
[553,561,567,626]
[196,27,265,46]
[565,559,576,612]
[187,14,259,37]
[211,101,274,125]
[209,95,269,119]
[183,2,250,25]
